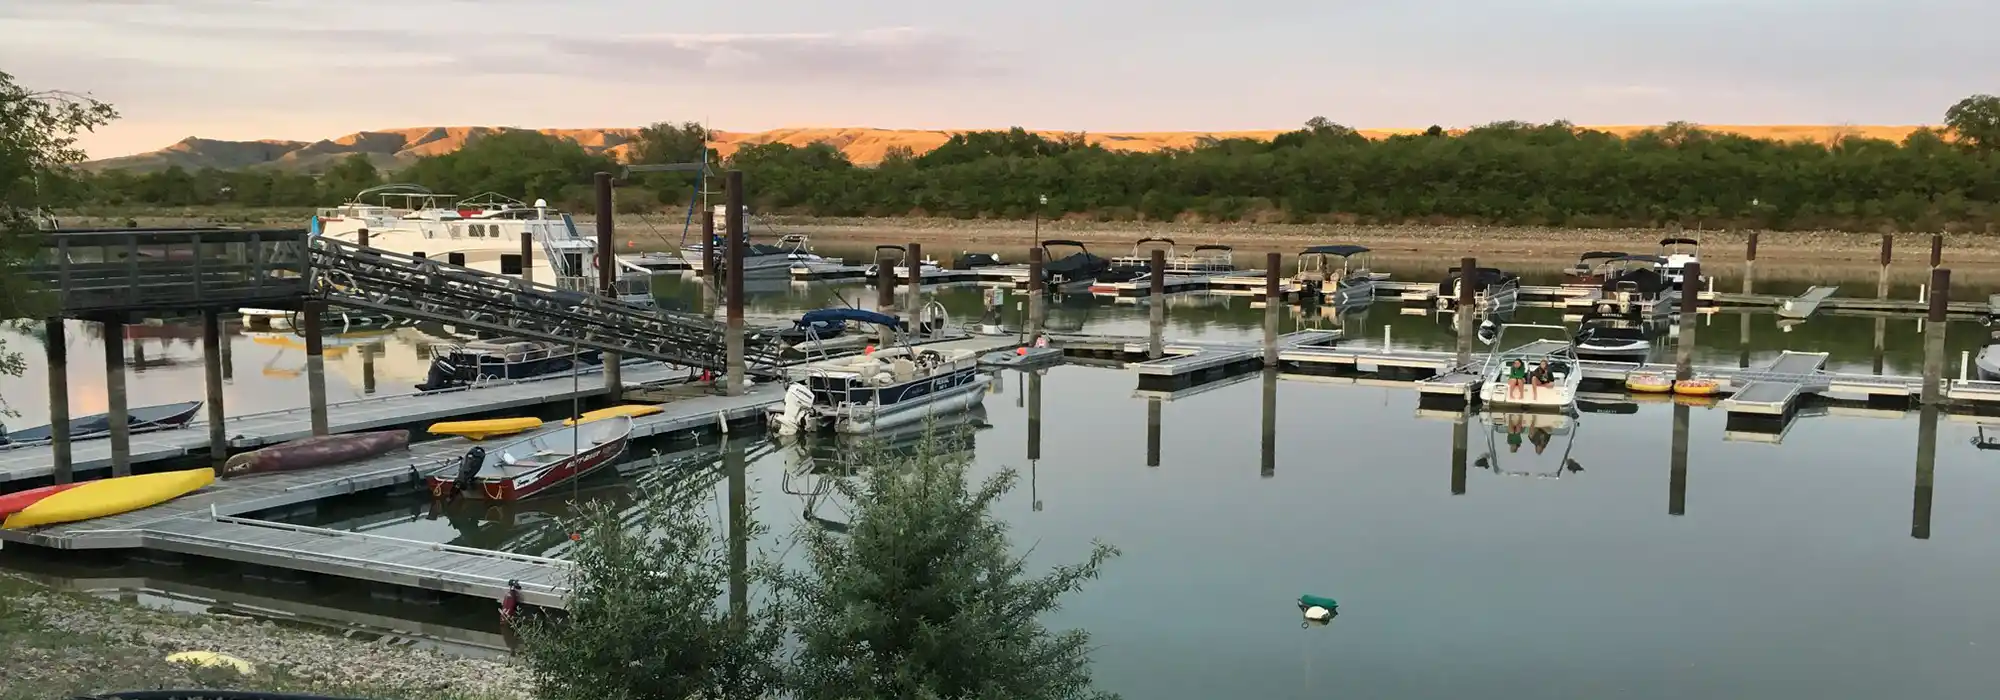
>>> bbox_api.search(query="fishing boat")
[220,430,410,478]
[0,400,204,447]
[1436,266,1521,312]
[428,416,633,502]
[863,244,947,280]
[1477,324,1583,411]
[689,223,835,275]
[1037,240,1112,293]
[979,345,1064,370]
[769,323,991,436]
[1659,237,1701,289]
[3,468,214,529]
[1294,244,1377,305]
[415,337,601,392]
[954,252,1006,269]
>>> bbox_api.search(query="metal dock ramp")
[1721,351,1832,418]
[1776,286,1840,319]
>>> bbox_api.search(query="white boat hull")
[1576,340,1651,358]
[1480,382,1577,409]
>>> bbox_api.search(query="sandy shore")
[0,573,527,700]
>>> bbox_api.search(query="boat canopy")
[1136,237,1176,246]
[1303,244,1371,257]
[1610,254,1668,264]
[798,308,905,330]
[1042,239,1089,249]
[1193,244,1233,252]
[1578,250,1628,260]
[1658,237,1700,247]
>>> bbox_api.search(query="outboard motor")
[451,446,485,499]
[415,357,460,392]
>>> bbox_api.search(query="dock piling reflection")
[1670,403,1690,516]
[1913,405,1938,540]
[1260,368,1276,479]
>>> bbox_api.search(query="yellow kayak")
[3,468,214,529]
[429,417,543,441]
[563,404,663,426]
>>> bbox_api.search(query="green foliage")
[1946,94,2000,152]
[514,491,785,700]
[66,95,2000,232]
[773,427,1122,700]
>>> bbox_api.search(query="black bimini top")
[1611,255,1668,264]
[1578,251,1628,261]
[1302,244,1371,257]
[1658,237,1700,247]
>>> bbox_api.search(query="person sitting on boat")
[1529,360,1556,398]
[1506,360,1528,399]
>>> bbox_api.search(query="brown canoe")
[222,429,410,478]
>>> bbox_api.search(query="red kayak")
[0,483,84,519]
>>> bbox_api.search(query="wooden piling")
[44,318,72,484]
[1878,234,1893,299]
[1149,248,1166,360]
[906,242,924,321]
[1675,262,1701,381]
[1742,232,1758,296]
[1922,268,1950,405]
[1930,232,1943,269]
[202,309,227,468]
[1455,256,1476,367]
[1027,247,1045,341]
[519,230,534,285]
[357,228,370,248]
[875,247,896,348]
[725,170,747,397]
[594,172,622,397]
[1264,252,1281,367]
[303,301,329,437]
[103,317,132,476]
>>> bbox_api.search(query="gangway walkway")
[305,237,785,377]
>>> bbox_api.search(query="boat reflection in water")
[780,406,993,533]
[1473,410,1584,479]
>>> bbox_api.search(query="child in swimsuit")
[1507,360,1527,399]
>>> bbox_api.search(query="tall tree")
[775,429,1122,700]
[1945,94,2000,151]
[0,70,117,413]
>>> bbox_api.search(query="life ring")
[1625,373,1673,393]
[1673,378,1720,396]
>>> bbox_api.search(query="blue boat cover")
[798,308,905,330]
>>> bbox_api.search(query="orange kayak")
[0,483,84,520]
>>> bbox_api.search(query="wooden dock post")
[906,242,925,328]
[1149,248,1166,360]
[1145,398,1162,467]
[1260,368,1277,479]
[103,317,132,476]
[202,309,228,468]
[1913,404,1938,540]
[1743,232,1758,296]
[44,318,72,484]
[1455,256,1476,367]
[594,172,623,398]
[1450,412,1467,496]
[357,228,370,248]
[724,170,747,397]
[1878,234,1893,300]
[1675,262,1701,381]
[361,345,377,395]
[1027,247,1045,341]
[302,301,329,437]
[875,247,896,347]
[1669,403,1689,516]
[518,230,534,285]
[1922,268,1950,405]
[1930,232,1943,270]
[1264,252,1281,368]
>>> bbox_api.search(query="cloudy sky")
[3,0,1992,158]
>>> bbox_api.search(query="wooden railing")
[25,228,310,315]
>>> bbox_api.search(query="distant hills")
[82,124,1932,173]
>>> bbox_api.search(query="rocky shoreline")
[0,573,530,700]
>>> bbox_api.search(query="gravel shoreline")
[0,573,530,700]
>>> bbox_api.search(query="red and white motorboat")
[428,416,632,501]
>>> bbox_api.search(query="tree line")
[52,96,2000,233]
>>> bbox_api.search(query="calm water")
[5,260,2000,699]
